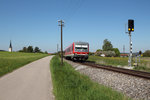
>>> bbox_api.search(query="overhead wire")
[57,0,85,23]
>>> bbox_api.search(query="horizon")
[0,0,150,53]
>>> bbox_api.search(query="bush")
[105,51,116,57]
[143,50,150,57]
[112,48,120,57]
[95,51,116,57]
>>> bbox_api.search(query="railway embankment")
[65,59,150,100]
[50,56,130,100]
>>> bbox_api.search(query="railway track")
[77,61,150,80]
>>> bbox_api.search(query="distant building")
[9,41,12,52]
[101,54,105,57]
[120,53,128,57]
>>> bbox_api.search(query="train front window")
[75,45,88,52]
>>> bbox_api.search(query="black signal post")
[127,19,134,67]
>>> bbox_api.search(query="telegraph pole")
[58,20,64,66]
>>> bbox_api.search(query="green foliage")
[133,66,150,72]
[96,49,102,52]
[89,52,94,56]
[27,46,33,52]
[34,47,41,53]
[88,56,128,66]
[112,48,120,57]
[0,51,48,77]
[50,56,130,100]
[105,51,116,57]
[44,51,48,54]
[143,50,150,57]
[88,56,150,72]
[19,46,43,53]
[23,47,27,52]
[102,39,113,51]
[95,51,116,57]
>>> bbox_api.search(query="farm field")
[50,56,130,100]
[0,51,48,77]
[88,56,150,72]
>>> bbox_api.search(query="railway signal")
[126,19,134,67]
[128,20,134,32]
[139,51,142,55]
[139,50,142,62]
[58,20,64,66]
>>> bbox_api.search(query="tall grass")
[50,56,130,100]
[0,51,48,77]
[88,56,150,72]
[88,56,128,66]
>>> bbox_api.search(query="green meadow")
[88,56,150,72]
[0,51,48,77]
[50,56,130,100]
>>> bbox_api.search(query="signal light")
[128,28,131,31]
[128,19,134,32]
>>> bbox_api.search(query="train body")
[64,42,89,61]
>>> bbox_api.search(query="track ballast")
[77,61,150,79]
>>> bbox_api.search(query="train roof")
[74,42,89,45]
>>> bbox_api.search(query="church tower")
[9,40,12,52]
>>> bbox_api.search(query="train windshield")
[75,45,88,52]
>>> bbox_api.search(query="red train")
[64,42,89,61]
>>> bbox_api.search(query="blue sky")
[0,0,150,53]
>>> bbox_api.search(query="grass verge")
[88,56,128,66]
[50,56,130,100]
[0,51,48,77]
[88,56,150,72]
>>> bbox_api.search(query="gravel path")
[0,56,55,100]
[65,59,150,100]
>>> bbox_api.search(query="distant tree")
[89,52,94,56]
[27,46,33,53]
[102,39,113,51]
[112,48,120,57]
[18,50,23,52]
[105,51,116,57]
[96,49,102,52]
[23,47,27,52]
[34,47,40,53]
[44,51,48,54]
[143,50,150,57]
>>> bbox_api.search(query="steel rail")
[79,62,150,80]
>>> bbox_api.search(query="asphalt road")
[0,56,54,100]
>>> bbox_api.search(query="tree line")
[19,46,48,54]
[143,50,150,57]
[95,39,120,57]
[95,39,150,57]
